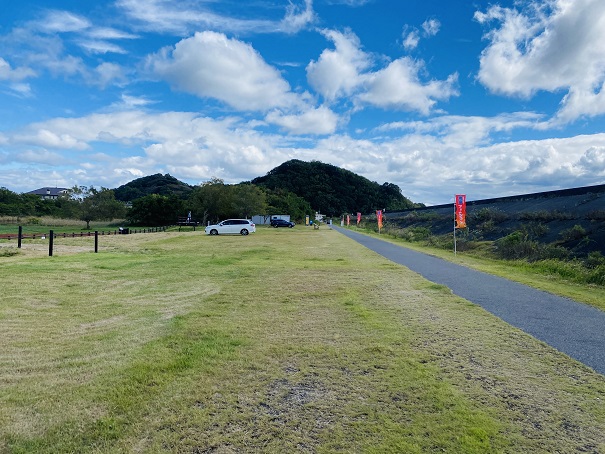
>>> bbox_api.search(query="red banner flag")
[346,214,350,226]
[356,212,361,225]
[376,210,383,230]
[455,194,466,229]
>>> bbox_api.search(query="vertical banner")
[346,214,350,226]
[376,210,383,232]
[356,212,361,225]
[455,194,466,229]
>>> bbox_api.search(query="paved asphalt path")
[331,226,605,376]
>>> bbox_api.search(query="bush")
[587,210,605,220]
[586,251,605,269]
[588,265,605,286]
[559,224,587,242]
[518,210,575,221]
[425,235,454,250]
[494,231,541,260]
[470,208,509,224]
[521,222,549,239]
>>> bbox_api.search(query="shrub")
[588,265,605,286]
[586,251,605,269]
[559,225,587,242]
[519,210,575,221]
[521,222,549,239]
[587,210,605,220]
[425,235,454,250]
[470,208,509,224]
[384,226,431,242]
[494,231,541,260]
[539,244,570,260]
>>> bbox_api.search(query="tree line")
[0,180,312,228]
[1,160,420,227]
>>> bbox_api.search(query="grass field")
[1,227,605,452]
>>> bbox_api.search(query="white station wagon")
[205,219,256,235]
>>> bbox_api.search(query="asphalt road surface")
[331,226,605,376]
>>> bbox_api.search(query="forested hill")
[251,159,420,216]
[113,174,194,201]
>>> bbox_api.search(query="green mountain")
[251,159,420,216]
[113,174,194,202]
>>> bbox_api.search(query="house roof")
[27,187,69,197]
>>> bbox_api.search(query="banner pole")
[454,210,457,256]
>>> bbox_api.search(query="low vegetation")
[1,227,605,452]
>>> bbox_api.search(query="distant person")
[187,211,192,223]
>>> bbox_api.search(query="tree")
[231,184,267,219]
[127,194,184,226]
[68,186,126,229]
[265,188,312,221]
[252,159,418,216]
[0,188,24,216]
[189,178,231,224]
[114,173,193,201]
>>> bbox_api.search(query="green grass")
[1,228,605,452]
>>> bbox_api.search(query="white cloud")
[77,40,128,55]
[402,19,439,51]
[86,27,138,40]
[326,0,371,5]
[279,0,317,34]
[307,28,457,114]
[17,149,65,165]
[6,82,33,98]
[117,0,315,35]
[377,112,545,147]
[93,62,127,88]
[37,11,91,33]
[0,57,36,81]
[148,31,300,111]
[20,129,90,151]
[109,94,155,110]
[422,19,440,36]
[402,30,420,50]
[265,105,339,135]
[3,107,605,203]
[4,111,286,186]
[306,29,371,101]
[475,0,605,123]
[578,146,605,175]
[357,58,458,114]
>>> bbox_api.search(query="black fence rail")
[0,226,167,256]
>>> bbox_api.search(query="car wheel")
[240,229,249,235]
[288,225,293,228]
[272,224,278,228]
[210,229,218,235]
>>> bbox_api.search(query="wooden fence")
[0,226,167,256]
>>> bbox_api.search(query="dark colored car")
[270,219,295,228]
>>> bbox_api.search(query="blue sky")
[1,0,605,205]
